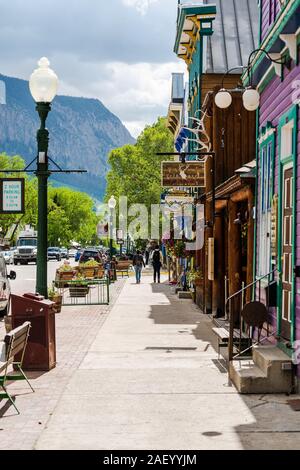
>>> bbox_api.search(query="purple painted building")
[249,0,300,372]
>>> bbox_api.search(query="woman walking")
[132,250,145,284]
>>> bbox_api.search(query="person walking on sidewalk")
[151,245,163,283]
[132,250,145,284]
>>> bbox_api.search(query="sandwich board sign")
[0,178,25,214]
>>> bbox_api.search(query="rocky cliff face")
[0,74,134,199]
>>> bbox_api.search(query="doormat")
[287,399,300,411]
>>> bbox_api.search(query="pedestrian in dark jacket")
[151,245,163,283]
[132,250,145,284]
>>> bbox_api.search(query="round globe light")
[29,57,58,103]
[214,89,232,109]
[108,196,117,210]
[243,87,260,112]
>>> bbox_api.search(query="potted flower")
[69,275,90,298]
[48,287,63,313]
[55,262,76,286]
[79,260,102,279]
[187,269,203,287]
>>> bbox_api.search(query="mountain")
[0,74,135,199]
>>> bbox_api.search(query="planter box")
[69,285,90,298]
[79,266,103,279]
[55,270,76,287]
[95,267,105,278]
[49,294,62,313]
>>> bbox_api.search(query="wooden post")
[246,189,255,302]
[212,211,225,316]
[228,199,242,322]
[204,157,214,313]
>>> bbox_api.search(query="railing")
[59,277,110,306]
[226,269,277,361]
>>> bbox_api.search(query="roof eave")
[174,4,217,56]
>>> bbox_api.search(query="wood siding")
[258,51,300,346]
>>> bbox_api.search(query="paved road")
[9,259,76,295]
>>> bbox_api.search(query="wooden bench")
[116,261,132,278]
[0,322,34,415]
[212,327,252,358]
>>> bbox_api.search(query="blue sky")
[0,0,186,137]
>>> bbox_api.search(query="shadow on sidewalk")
[149,281,219,354]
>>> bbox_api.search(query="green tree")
[105,117,173,219]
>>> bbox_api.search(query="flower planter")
[95,267,105,279]
[79,266,96,279]
[69,285,90,298]
[49,294,63,313]
[55,270,76,287]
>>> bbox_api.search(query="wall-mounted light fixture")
[215,49,286,112]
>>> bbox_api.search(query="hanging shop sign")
[165,195,194,205]
[162,161,206,188]
[0,178,25,214]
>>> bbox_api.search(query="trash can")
[10,293,56,371]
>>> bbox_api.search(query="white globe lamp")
[243,87,260,112]
[108,196,117,210]
[29,57,58,103]
[214,89,232,109]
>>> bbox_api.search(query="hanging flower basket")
[69,284,90,298]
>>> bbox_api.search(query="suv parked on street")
[79,249,102,264]
[0,255,16,318]
[47,247,62,261]
[60,247,69,259]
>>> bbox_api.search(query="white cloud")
[57,58,186,138]
[122,0,160,15]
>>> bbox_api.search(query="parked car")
[75,249,83,262]
[47,247,62,261]
[60,247,69,259]
[68,248,77,258]
[2,251,13,265]
[79,249,102,264]
[0,255,16,318]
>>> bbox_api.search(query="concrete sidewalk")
[1,277,300,450]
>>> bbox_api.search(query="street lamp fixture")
[29,57,59,298]
[214,49,285,112]
[108,196,117,210]
[108,196,117,258]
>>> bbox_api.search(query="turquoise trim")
[277,104,298,347]
[257,124,276,277]
[253,106,261,294]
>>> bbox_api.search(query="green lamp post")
[108,196,117,259]
[29,57,58,298]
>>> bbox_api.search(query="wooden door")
[281,166,293,340]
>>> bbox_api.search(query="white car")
[68,248,78,258]
[2,251,13,265]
